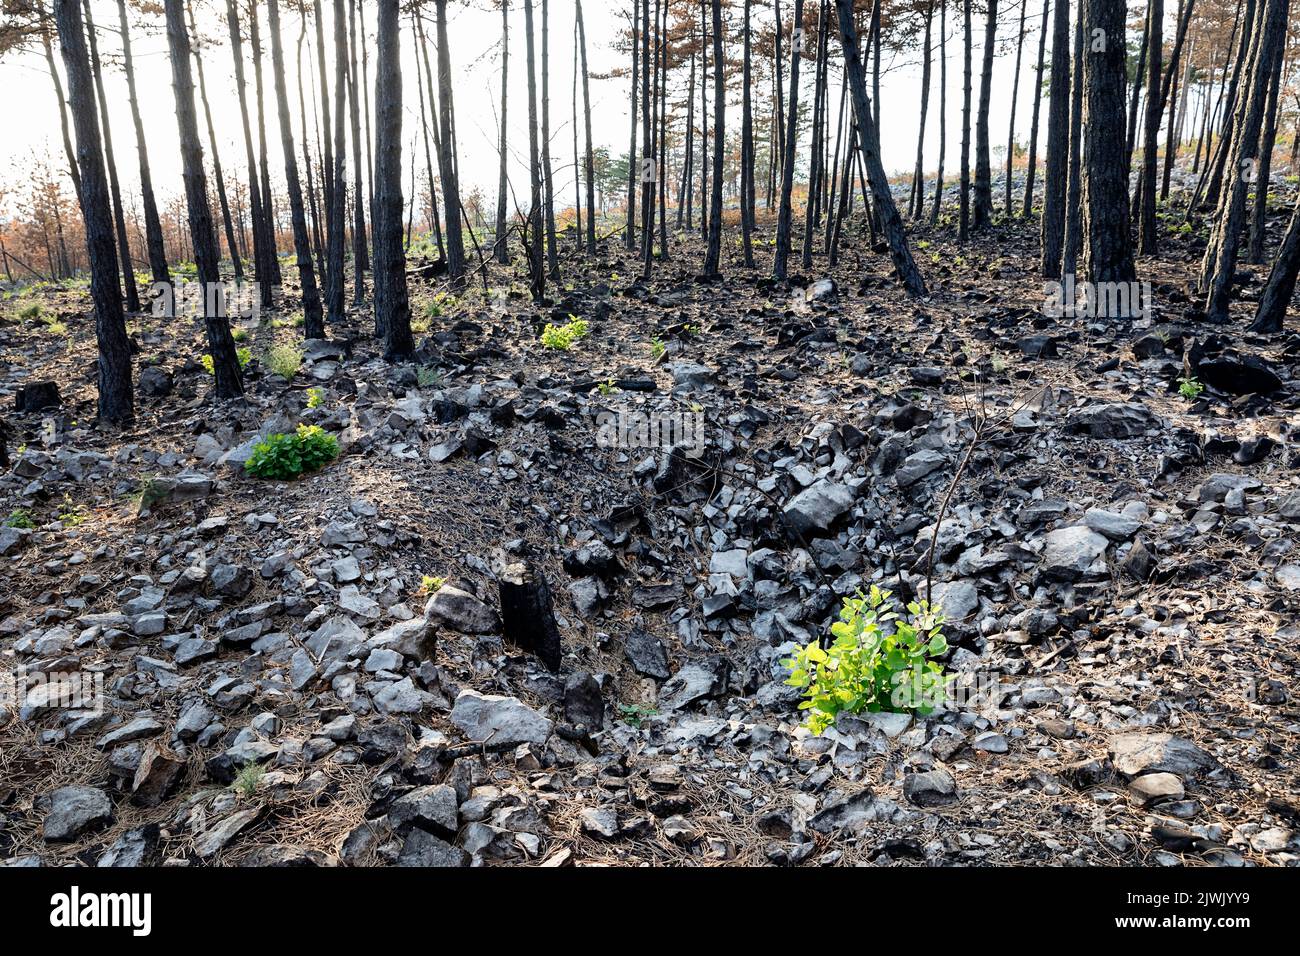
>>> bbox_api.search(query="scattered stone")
[450,690,553,747]
[1109,733,1219,779]
[44,786,113,842]
[426,586,498,635]
[903,770,958,808]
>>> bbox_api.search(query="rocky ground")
[2,192,1299,867]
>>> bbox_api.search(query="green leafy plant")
[56,495,86,527]
[202,347,253,376]
[3,509,35,529]
[306,387,325,409]
[1179,376,1205,400]
[650,337,667,361]
[784,586,951,735]
[617,703,658,728]
[540,316,590,351]
[265,344,303,380]
[416,366,441,388]
[420,575,446,595]
[596,378,619,396]
[17,301,43,323]
[245,424,340,481]
[231,327,249,343]
[231,762,266,798]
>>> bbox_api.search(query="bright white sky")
[0,0,1076,217]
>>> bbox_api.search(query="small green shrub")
[617,703,658,727]
[202,347,253,376]
[416,366,441,388]
[231,762,266,798]
[231,328,249,343]
[18,301,43,323]
[784,586,951,735]
[421,575,446,595]
[541,317,590,351]
[3,509,35,529]
[306,387,324,409]
[245,424,339,481]
[650,337,666,361]
[1179,376,1205,401]
[266,344,303,380]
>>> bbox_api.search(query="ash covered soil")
[2,212,1300,868]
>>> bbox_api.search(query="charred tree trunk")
[494,0,511,264]
[190,0,244,281]
[81,0,140,313]
[55,0,133,424]
[578,0,597,254]
[1137,0,1164,254]
[117,0,169,284]
[1023,0,1049,217]
[1040,0,1070,277]
[704,0,725,278]
[972,0,997,230]
[524,0,546,301]
[228,0,272,304]
[373,0,414,358]
[267,0,324,338]
[434,0,467,284]
[774,0,804,282]
[834,0,928,296]
[164,0,243,400]
[1082,0,1137,289]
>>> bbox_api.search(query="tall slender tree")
[494,0,511,263]
[972,0,998,229]
[54,0,133,423]
[189,0,243,280]
[227,0,272,305]
[116,0,168,285]
[1137,0,1164,255]
[577,0,597,254]
[1081,0,1136,289]
[1040,0,1071,277]
[373,0,414,358]
[834,0,928,296]
[163,0,243,399]
[1022,0,1050,216]
[523,0,546,300]
[434,0,467,284]
[81,0,140,313]
[267,0,324,338]
[704,0,725,278]
[774,0,805,282]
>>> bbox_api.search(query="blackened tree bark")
[1062,0,1084,278]
[541,0,559,280]
[189,0,244,281]
[325,0,348,326]
[1137,0,1163,254]
[248,2,281,286]
[911,2,935,220]
[931,0,948,221]
[1124,9,1147,178]
[1081,0,1137,288]
[413,16,445,259]
[704,0,725,278]
[834,0,928,296]
[348,0,369,299]
[774,0,805,282]
[972,0,997,230]
[267,0,325,338]
[625,3,639,251]
[576,0,597,254]
[163,0,243,400]
[55,0,133,424]
[1249,189,1300,332]
[1005,0,1028,216]
[494,0,511,263]
[1247,27,1284,263]
[740,0,756,266]
[116,0,169,285]
[38,4,81,210]
[959,0,972,240]
[524,0,546,300]
[639,0,654,279]
[1040,0,1070,277]
[81,0,140,313]
[227,0,271,302]
[435,0,467,284]
[1200,0,1289,322]
[373,0,414,358]
[1022,0,1049,216]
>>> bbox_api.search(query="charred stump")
[498,562,563,672]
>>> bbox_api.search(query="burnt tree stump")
[15,381,61,414]
[498,562,563,672]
